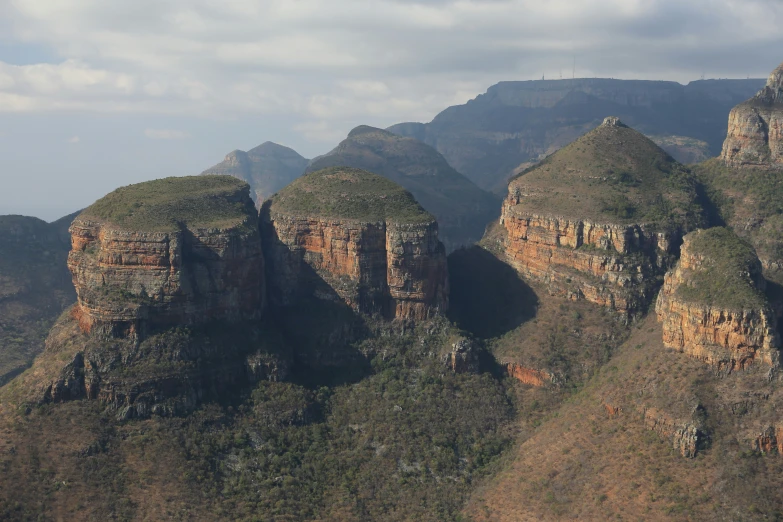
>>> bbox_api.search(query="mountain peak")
[601,116,627,128]
[347,125,391,138]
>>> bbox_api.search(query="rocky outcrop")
[444,339,480,373]
[261,167,448,322]
[752,425,783,454]
[68,176,265,339]
[499,117,704,317]
[644,407,701,458]
[656,228,780,371]
[722,62,783,169]
[32,309,290,418]
[504,363,552,387]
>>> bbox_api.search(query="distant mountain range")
[307,125,500,250]
[201,142,309,206]
[388,77,765,192]
[0,212,76,384]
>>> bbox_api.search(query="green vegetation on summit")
[676,227,767,311]
[267,167,433,223]
[79,175,254,232]
[306,125,500,249]
[509,118,704,228]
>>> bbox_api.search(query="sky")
[1,0,782,221]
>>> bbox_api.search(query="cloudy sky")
[1,0,782,220]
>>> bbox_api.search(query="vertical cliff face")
[499,117,705,317]
[721,62,783,169]
[656,228,780,371]
[261,167,448,322]
[68,176,265,338]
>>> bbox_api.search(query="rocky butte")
[68,175,266,338]
[497,116,705,317]
[722,61,783,169]
[17,176,286,417]
[261,167,449,323]
[656,227,780,372]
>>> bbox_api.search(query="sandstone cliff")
[9,176,290,417]
[499,117,705,317]
[261,167,448,322]
[656,227,780,371]
[201,142,309,206]
[721,62,783,169]
[68,176,265,339]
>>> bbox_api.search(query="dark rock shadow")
[447,246,539,339]
[259,208,373,389]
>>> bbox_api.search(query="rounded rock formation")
[721,61,783,169]
[655,227,780,371]
[261,167,449,322]
[68,175,265,338]
[499,117,705,316]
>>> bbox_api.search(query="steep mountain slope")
[496,117,705,318]
[0,173,515,521]
[306,125,500,250]
[389,77,764,192]
[0,213,76,385]
[201,141,309,205]
[696,61,783,284]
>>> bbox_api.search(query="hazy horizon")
[1,0,782,220]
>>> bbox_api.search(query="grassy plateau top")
[267,167,433,223]
[80,175,254,232]
[676,227,767,311]
[508,117,704,227]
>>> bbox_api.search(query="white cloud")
[67,135,80,143]
[0,0,781,144]
[293,120,347,144]
[144,128,190,140]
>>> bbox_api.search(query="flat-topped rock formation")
[722,62,783,169]
[68,175,265,338]
[261,167,448,322]
[656,227,780,371]
[499,117,705,317]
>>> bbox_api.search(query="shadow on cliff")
[447,246,539,339]
[259,217,373,388]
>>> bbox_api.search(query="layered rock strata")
[500,117,704,316]
[722,62,783,169]
[656,228,780,371]
[262,167,449,322]
[68,176,265,338]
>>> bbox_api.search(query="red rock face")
[500,206,672,316]
[655,233,780,371]
[68,217,265,338]
[722,62,783,169]
[504,363,552,387]
[262,213,448,321]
